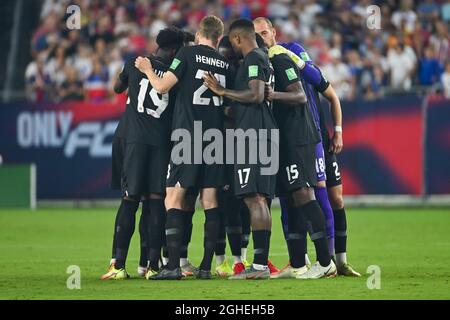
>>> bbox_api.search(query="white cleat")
[270,264,308,279]
[137,265,147,277]
[297,260,337,279]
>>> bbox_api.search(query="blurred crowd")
[25,0,450,103]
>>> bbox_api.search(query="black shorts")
[111,137,126,190]
[324,150,342,188]
[322,136,343,188]
[121,143,169,196]
[166,160,225,190]
[277,143,318,195]
[234,162,277,199]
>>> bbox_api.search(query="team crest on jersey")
[170,58,181,70]
[248,65,258,77]
[300,51,311,62]
[285,67,297,81]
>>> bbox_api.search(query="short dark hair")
[156,27,185,50]
[218,35,231,49]
[229,18,255,39]
[182,31,195,43]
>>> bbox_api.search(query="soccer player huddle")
[102,15,361,281]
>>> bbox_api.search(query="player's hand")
[135,56,152,74]
[264,83,273,102]
[330,132,343,154]
[203,72,225,96]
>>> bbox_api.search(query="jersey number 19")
[136,78,169,118]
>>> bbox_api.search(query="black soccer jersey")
[232,48,277,132]
[117,56,174,146]
[270,53,320,146]
[113,111,128,139]
[167,45,232,133]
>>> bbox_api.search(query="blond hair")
[253,17,274,29]
[199,15,224,45]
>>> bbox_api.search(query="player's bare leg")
[328,184,360,277]
[230,194,272,280]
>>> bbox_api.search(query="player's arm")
[203,53,268,104]
[135,57,178,94]
[114,61,131,93]
[267,54,307,107]
[266,81,307,106]
[114,77,127,94]
[321,83,343,154]
[203,73,265,104]
[272,44,324,88]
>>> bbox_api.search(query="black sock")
[224,196,242,257]
[215,208,226,256]
[287,205,307,268]
[139,200,149,267]
[302,200,331,267]
[166,209,184,270]
[200,208,221,271]
[111,208,120,259]
[180,210,194,259]
[114,199,140,269]
[334,208,347,254]
[240,203,251,250]
[147,199,166,270]
[252,230,271,266]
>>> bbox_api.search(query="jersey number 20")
[193,70,226,106]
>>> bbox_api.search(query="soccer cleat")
[297,260,337,279]
[242,259,251,269]
[137,265,147,277]
[196,269,212,280]
[148,267,183,280]
[181,261,199,277]
[100,263,130,280]
[229,265,270,280]
[144,268,159,280]
[233,262,246,275]
[337,263,361,277]
[267,260,279,274]
[215,260,233,277]
[270,263,309,279]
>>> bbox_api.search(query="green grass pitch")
[0,207,449,300]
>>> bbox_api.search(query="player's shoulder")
[270,51,292,63]
[122,57,136,70]
[150,56,169,70]
[245,48,268,64]
[286,42,312,62]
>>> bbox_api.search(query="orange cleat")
[267,260,279,274]
[232,262,246,275]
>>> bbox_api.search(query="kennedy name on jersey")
[195,54,229,70]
